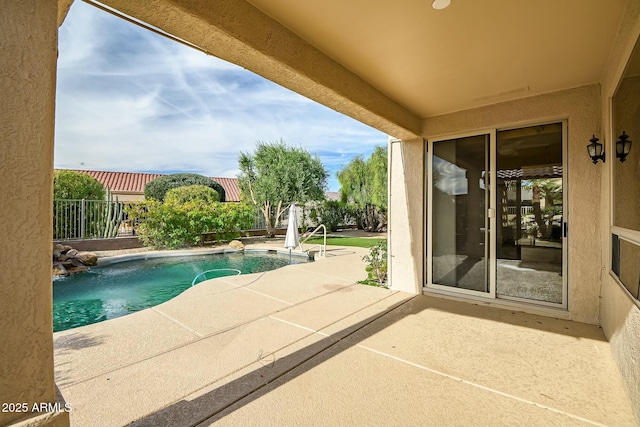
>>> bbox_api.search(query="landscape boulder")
[228,240,245,251]
[52,264,68,277]
[76,251,98,266]
[65,249,78,258]
[52,245,98,277]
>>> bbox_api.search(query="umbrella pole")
[289,248,292,264]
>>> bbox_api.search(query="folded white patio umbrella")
[284,203,300,262]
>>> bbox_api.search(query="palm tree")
[524,178,562,238]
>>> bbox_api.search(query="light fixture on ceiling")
[432,0,451,10]
[587,134,605,164]
[616,131,632,163]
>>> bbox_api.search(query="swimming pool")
[53,250,310,332]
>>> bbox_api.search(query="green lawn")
[302,236,385,248]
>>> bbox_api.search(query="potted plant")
[526,223,539,239]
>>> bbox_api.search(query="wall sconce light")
[587,134,605,164]
[616,131,632,163]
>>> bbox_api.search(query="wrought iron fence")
[250,210,267,230]
[249,208,286,230]
[53,199,131,240]
[53,200,309,239]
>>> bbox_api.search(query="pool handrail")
[191,268,241,286]
[299,224,326,257]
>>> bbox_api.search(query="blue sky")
[54,1,388,192]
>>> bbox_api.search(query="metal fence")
[250,210,267,230]
[54,199,273,240]
[53,199,132,240]
[249,208,287,230]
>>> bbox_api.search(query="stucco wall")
[112,192,145,202]
[388,138,424,293]
[422,84,602,324]
[599,0,640,418]
[0,2,65,426]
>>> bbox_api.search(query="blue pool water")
[53,251,309,332]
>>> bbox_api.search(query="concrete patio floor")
[54,244,638,426]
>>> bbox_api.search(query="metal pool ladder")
[191,268,241,286]
[299,224,327,257]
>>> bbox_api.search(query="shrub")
[165,185,219,205]
[359,240,388,287]
[127,200,254,249]
[54,170,105,200]
[321,200,345,232]
[144,173,226,202]
[306,201,356,232]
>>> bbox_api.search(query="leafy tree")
[165,185,219,205]
[54,170,105,200]
[144,173,226,202]
[238,140,328,237]
[337,146,388,231]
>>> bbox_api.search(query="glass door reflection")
[431,134,490,293]
[495,123,564,305]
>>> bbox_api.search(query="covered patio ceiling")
[246,0,627,117]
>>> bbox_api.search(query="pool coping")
[96,247,312,267]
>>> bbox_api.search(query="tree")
[53,170,106,200]
[238,140,328,237]
[144,173,226,202]
[337,146,388,231]
[524,178,562,238]
[165,185,220,205]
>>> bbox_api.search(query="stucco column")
[0,2,69,426]
[388,137,425,293]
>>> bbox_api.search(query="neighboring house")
[4,2,640,425]
[54,169,241,202]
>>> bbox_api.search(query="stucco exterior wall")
[388,138,424,293]
[112,192,145,202]
[599,0,640,418]
[0,2,68,426]
[422,84,602,324]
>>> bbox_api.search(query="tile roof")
[209,177,241,203]
[56,169,241,202]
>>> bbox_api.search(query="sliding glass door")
[429,133,493,296]
[495,123,565,305]
[427,122,566,308]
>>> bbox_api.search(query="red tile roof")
[209,177,241,203]
[57,169,241,202]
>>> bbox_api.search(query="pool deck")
[54,243,638,426]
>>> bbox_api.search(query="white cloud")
[54,1,388,191]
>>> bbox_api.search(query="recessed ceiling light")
[432,0,451,10]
